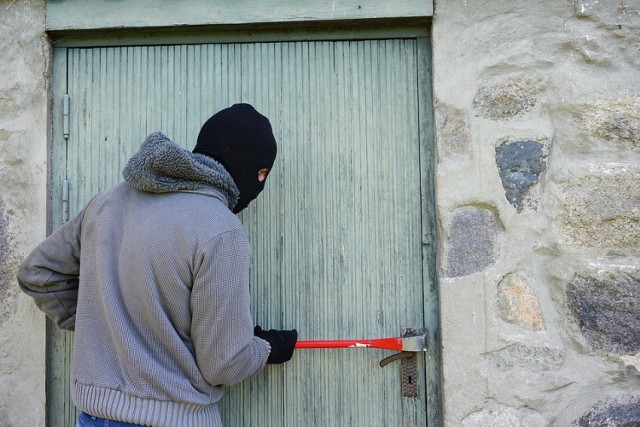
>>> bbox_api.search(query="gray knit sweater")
[17,132,270,427]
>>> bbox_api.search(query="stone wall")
[0,0,49,425]
[433,0,640,425]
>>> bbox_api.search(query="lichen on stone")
[558,171,640,249]
[577,97,640,147]
[473,76,542,120]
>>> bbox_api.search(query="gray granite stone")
[567,272,640,354]
[446,207,502,278]
[495,140,546,212]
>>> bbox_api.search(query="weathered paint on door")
[51,37,438,426]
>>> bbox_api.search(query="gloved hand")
[254,326,298,364]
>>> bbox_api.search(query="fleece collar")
[122,132,239,210]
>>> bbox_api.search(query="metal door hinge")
[63,94,70,140]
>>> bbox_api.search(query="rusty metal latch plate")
[401,328,420,398]
[401,352,418,397]
[378,351,419,397]
[378,328,426,398]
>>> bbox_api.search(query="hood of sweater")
[122,132,240,210]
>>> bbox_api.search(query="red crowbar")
[295,329,427,352]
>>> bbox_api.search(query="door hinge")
[63,94,70,140]
[62,179,69,223]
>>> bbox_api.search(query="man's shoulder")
[91,182,243,234]
[160,189,245,238]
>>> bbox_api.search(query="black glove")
[254,325,298,364]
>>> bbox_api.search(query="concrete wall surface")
[0,1,49,426]
[1,0,639,426]
[432,0,640,425]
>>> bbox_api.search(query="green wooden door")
[50,35,438,426]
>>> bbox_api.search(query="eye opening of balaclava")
[193,103,277,213]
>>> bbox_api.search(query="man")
[17,103,297,427]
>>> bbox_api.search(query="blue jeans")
[76,411,146,427]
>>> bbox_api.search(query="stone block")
[484,343,564,371]
[552,97,640,154]
[495,140,547,212]
[473,75,543,121]
[497,274,545,331]
[445,207,502,278]
[555,169,640,249]
[575,394,640,427]
[435,101,471,159]
[0,198,18,323]
[581,97,640,147]
[566,271,640,354]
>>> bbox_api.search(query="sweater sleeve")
[16,211,84,331]
[191,228,270,386]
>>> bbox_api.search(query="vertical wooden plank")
[216,41,288,427]
[48,46,74,427]
[179,44,190,144]
[49,47,68,235]
[257,41,287,427]
[417,35,441,427]
[186,44,199,146]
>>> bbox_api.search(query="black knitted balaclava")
[193,104,277,213]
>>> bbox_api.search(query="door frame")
[48,24,440,426]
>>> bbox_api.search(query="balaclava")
[193,103,277,213]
